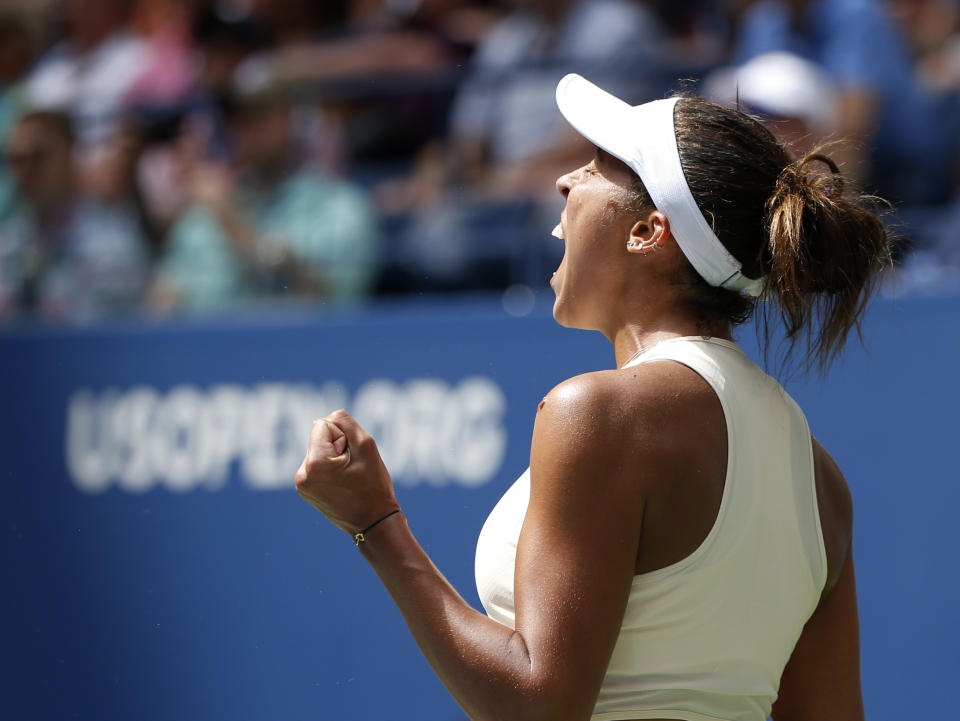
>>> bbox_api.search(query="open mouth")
[550,223,565,284]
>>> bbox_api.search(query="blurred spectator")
[0,0,957,319]
[131,107,193,252]
[119,3,276,251]
[439,0,664,198]
[890,0,960,92]
[0,8,41,222]
[888,0,960,189]
[182,3,276,161]
[703,51,840,157]
[731,0,959,206]
[0,111,151,321]
[882,0,960,292]
[148,90,379,314]
[247,0,503,177]
[192,4,275,104]
[84,116,166,255]
[125,0,195,110]
[647,0,730,66]
[258,0,495,82]
[24,0,149,147]
[376,0,667,291]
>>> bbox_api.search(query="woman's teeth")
[551,223,564,240]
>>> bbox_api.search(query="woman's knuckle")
[303,456,327,477]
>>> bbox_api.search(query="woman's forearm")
[355,512,551,721]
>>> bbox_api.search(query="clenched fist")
[295,410,400,537]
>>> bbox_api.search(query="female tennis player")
[295,73,889,721]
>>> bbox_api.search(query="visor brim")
[555,73,639,175]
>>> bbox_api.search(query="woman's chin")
[550,292,575,328]
[551,268,582,327]
[551,286,595,331]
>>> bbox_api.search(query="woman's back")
[603,338,826,720]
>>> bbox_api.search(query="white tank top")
[475,337,827,721]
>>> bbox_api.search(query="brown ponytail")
[764,152,892,370]
[626,96,897,373]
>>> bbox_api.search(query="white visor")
[556,73,765,297]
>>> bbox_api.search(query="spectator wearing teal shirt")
[150,97,379,313]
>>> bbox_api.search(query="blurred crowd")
[1,0,959,324]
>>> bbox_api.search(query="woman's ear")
[626,210,670,254]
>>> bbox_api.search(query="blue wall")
[1,292,956,720]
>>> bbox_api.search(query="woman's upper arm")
[510,372,663,720]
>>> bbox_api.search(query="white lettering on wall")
[66,378,507,494]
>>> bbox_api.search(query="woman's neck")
[610,316,732,369]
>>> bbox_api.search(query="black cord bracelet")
[353,509,402,546]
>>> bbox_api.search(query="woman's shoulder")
[542,360,720,420]
[534,362,724,475]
